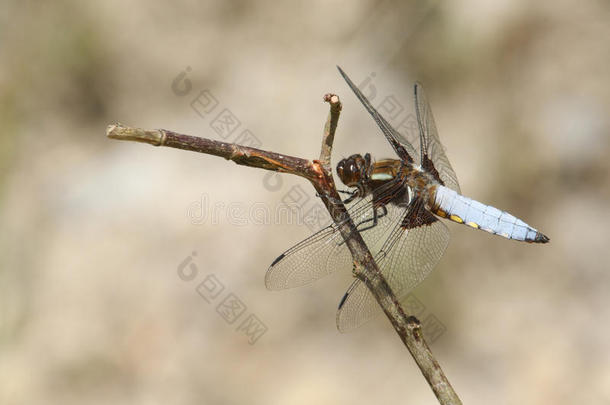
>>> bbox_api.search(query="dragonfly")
[266,67,549,332]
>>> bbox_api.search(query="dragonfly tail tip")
[534,232,550,243]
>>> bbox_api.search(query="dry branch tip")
[106,124,165,146]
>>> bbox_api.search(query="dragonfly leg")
[316,189,357,204]
[355,204,388,232]
[341,189,361,204]
[337,204,388,246]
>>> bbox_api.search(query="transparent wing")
[414,82,461,193]
[265,178,406,290]
[265,225,350,290]
[337,68,460,192]
[336,212,450,332]
[337,66,418,164]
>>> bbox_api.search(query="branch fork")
[107,92,461,405]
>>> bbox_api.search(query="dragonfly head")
[336,153,371,188]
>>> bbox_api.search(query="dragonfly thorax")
[337,153,412,207]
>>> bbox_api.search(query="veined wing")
[336,67,460,193]
[265,178,407,290]
[265,225,350,290]
[337,66,418,164]
[336,198,450,332]
[414,82,461,193]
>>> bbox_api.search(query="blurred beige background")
[1,1,609,404]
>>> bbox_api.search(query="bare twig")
[107,94,462,405]
[319,93,342,167]
[106,124,320,181]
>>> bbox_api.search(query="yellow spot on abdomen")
[466,222,479,229]
[449,215,463,223]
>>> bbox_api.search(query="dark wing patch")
[421,154,443,187]
[402,196,438,229]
